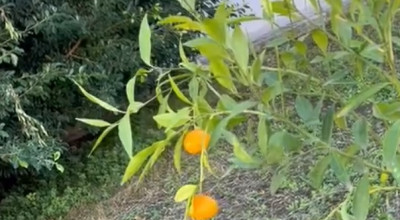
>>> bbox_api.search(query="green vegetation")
[3,0,400,220]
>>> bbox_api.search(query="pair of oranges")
[183,129,218,220]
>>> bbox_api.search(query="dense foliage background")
[0,0,239,218]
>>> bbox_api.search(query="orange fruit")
[189,194,219,220]
[183,129,211,155]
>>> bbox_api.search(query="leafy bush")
[77,0,400,219]
[0,0,219,175]
[0,126,162,220]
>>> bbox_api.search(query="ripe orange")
[189,194,219,220]
[183,129,211,155]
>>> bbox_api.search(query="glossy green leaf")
[270,170,286,195]
[321,106,334,144]
[330,153,350,186]
[382,121,400,184]
[76,118,111,127]
[89,123,118,155]
[352,118,368,149]
[174,184,197,202]
[169,75,191,105]
[336,83,389,118]
[311,29,328,54]
[309,156,331,189]
[174,134,184,174]
[72,79,123,113]
[258,115,268,156]
[353,176,369,220]
[121,145,157,184]
[139,14,151,66]
[209,59,235,91]
[119,112,133,157]
[373,102,400,121]
[231,25,249,73]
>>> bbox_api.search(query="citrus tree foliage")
[77,0,400,219]
[0,0,219,175]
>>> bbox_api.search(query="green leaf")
[231,25,249,73]
[72,79,123,113]
[257,115,268,156]
[269,131,302,153]
[360,44,384,63]
[295,96,314,123]
[373,102,400,121]
[118,113,133,157]
[224,131,257,164]
[202,18,226,45]
[202,154,215,176]
[55,163,64,173]
[89,123,118,155]
[174,134,184,174]
[270,170,286,195]
[188,77,199,101]
[18,159,28,168]
[153,108,191,130]
[311,29,328,54]
[126,76,136,105]
[331,15,352,46]
[177,0,195,13]
[209,59,235,91]
[321,106,335,144]
[266,132,290,164]
[309,156,331,189]
[76,118,111,127]
[352,118,368,149]
[382,120,400,184]
[169,75,192,105]
[128,101,145,114]
[228,16,261,25]
[330,153,350,186]
[121,145,157,184]
[326,0,343,14]
[209,101,256,148]
[336,83,389,118]
[251,50,265,85]
[139,14,151,66]
[138,140,168,183]
[261,82,284,104]
[179,40,189,64]
[174,184,197,202]
[353,176,370,220]
[294,41,307,56]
